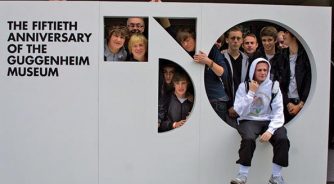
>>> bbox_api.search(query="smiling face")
[128,34,147,61]
[107,26,128,53]
[108,33,126,53]
[131,41,146,60]
[127,17,145,34]
[261,36,276,54]
[174,80,188,98]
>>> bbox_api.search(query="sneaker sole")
[231,181,245,184]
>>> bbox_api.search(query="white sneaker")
[268,175,286,184]
[230,173,247,184]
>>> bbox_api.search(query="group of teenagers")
[158,23,311,184]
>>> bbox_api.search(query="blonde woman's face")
[131,41,146,59]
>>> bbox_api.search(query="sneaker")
[230,173,247,184]
[268,175,286,184]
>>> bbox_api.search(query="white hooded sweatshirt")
[233,58,284,134]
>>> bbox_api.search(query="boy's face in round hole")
[174,80,188,98]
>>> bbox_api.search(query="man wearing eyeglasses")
[221,26,249,128]
[127,17,145,34]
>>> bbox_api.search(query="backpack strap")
[245,80,279,110]
[270,80,279,110]
[244,80,250,93]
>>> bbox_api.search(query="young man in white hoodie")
[230,58,290,184]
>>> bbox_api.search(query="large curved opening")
[205,20,312,127]
[158,58,195,133]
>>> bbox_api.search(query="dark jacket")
[205,46,229,102]
[158,82,174,124]
[221,50,249,109]
[276,45,311,106]
[158,94,193,132]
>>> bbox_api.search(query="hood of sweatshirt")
[248,57,271,83]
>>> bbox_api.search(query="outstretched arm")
[194,50,224,76]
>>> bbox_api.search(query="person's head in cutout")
[173,72,190,98]
[158,61,175,129]
[282,30,298,48]
[127,17,145,34]
[259,26,282,81]
[242,33,259,57]
[215,34,225,50]
[127,33,148,62]
[163,63,176,86]
[230,58,290,184]
[158,71,193,133]
[277,31,288,49]
[176,26,196,56]
[158,61,176,111]
[260,26,278,58]
[225,26,243,53]
[104,25,129,62]
[279,29,311,123]
[155,16,196,56]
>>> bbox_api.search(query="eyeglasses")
[127,23,144,28]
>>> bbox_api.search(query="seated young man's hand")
[260,131,272,142]
[228,107,238,118]
[249,80,259,92]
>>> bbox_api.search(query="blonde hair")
[127,33,148,54]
